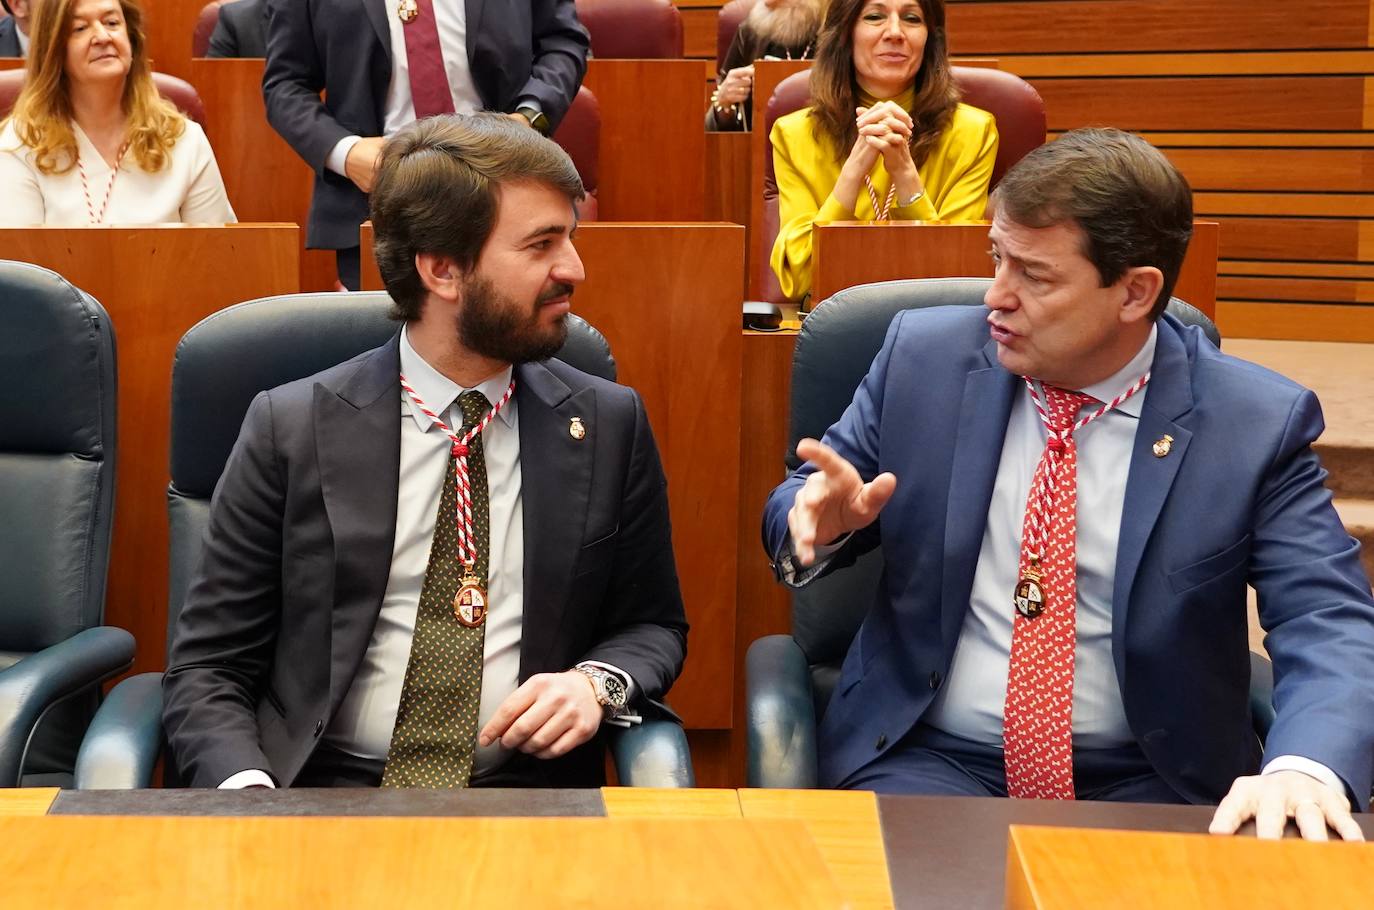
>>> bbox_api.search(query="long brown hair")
[6,0,184,175]
[808,0,957,166]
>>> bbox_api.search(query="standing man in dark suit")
[262,0,589,290]
[207,0,268,58]
[764,128,1374,841]
[0,0,31,58]
[163,114,688,790]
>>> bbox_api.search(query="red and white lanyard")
[863,175,897,222]
[77,143,128,225]
[399,374,514,568]
[1020,373,1150,563]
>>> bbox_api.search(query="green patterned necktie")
[381,390,493,788]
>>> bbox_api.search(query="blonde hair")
[5,0,184,175]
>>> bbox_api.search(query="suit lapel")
[363,0,390,59]
[314,335,402,704]
[940,342,1017,655]
[1110,318,1195,670]
[465,0,486,60]
[516,361,597,680]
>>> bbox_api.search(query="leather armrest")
[74,672,164,789]
[746,634,818,789]
[610,717,695,788]
[1249,650,1275,742]
[0,626,135,786]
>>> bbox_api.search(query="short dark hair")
[990,128,1193,319]
[369,113,585,321]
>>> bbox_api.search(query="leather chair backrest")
[717,0,759,71]
[758,66,1047,302]
[0,70,207,127]
[192,0,225,57]
[552,86,600,221]
[575,0,682,58]
[786,277,1219,713]
[165,292,617,646]
[0,261,116,654]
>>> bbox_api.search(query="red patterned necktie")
[401,0,456,120]
[1003,384,1096,800]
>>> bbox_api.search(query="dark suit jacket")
[208,0,268,58]
[163,335,688,788]
[0,16,21,58]
[762,307,1374,807]
[262,0,589,250]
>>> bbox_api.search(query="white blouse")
[0,118,236,225]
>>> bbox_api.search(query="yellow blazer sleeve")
[769,113,853,303]
[893,105,999,222]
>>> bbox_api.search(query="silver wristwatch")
[575,665,629,719]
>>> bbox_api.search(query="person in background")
[207,0,267,58]
[263,0,589,291]
[770,0,996,303]
[0,0,31,57]
[0,0,236,225]
[708,0,823,132]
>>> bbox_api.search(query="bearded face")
[749,0,824,48]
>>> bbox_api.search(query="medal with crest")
[454,564,487,628]
[1014,561,1046,618]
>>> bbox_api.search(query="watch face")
[602,674,628,707]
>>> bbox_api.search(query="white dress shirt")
[15,23,29,57]
[0,120,236,225]
[325,0,484,177]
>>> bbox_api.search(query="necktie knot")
[1042,386,1096,435]
[457,390,493,429]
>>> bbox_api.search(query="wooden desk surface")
[0,815,846,909]
[0,788,58,816]
[879,794,1374,910]
[1007,824,1374,909]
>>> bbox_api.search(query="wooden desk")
[879,794,1374,909]
[812,220,1222,317]
[187,58,336,292]
[0,226,299,676]
[360,223,745,744]
[1,815,845,909]
[0,789,58,817]
[582,60,707,221]
[1007,824,1374,909]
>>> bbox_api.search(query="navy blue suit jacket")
[0,16,21,58]
[762,306,1374,807]
[262,0,589,249]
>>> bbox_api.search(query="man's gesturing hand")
[478,671,603,759]
[1210,770,1365,842]
[787,438,896,567]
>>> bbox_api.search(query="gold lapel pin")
[1152,434,1174,458]
[569,416,586,441]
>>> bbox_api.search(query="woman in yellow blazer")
[770,0,997,302]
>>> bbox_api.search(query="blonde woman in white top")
[0,0,235,225]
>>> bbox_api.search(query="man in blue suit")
[262,0,589,289]
[763,128,1374,841]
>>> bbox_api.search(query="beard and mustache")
[749,0,824,48]
[456,274,573,366]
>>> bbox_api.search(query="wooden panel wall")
[677,0,1374,341]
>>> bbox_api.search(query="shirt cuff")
[576,660,643,727]
[325,135,363,178]
[774,532,852,587]
[218,769,277,789]
[1262,755,1345,796]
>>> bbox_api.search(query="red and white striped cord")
[400,374,514,567]
[78,143,128,225]
[863,175,897,222]
[1021,373,1150,562]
